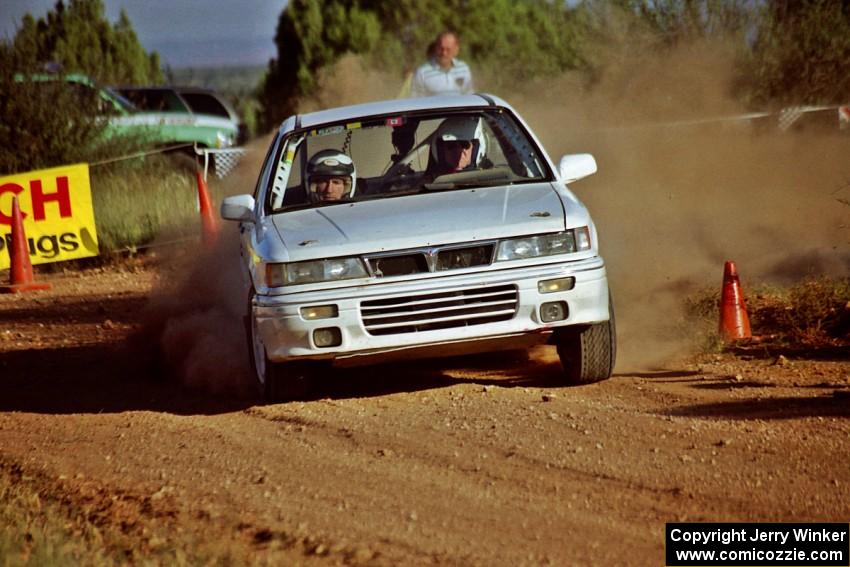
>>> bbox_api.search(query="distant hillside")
[166,65,266,98]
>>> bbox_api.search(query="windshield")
[267,108,551,212]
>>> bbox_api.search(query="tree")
[623,0,754,44]
[257,0,850,130]
[0,0,161,172]
[260,0,381,128]
[745,0,850,105]
[460,0,590,85]
[5,0,161,85]
[0,50,106,174]
[259,0,591,129]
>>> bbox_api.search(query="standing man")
[409,31,474,97]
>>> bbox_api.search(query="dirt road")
[1,260,848,565]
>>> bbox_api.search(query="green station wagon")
[18,74,238,150]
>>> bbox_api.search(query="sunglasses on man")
[441,139,473,150]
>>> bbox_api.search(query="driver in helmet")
[429,115,487,178]
[306,149,356,202]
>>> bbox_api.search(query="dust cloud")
[510,40,850,368]
[146,44,850,392]
[298,55,403,113]
[140,143,270,397]
[141,56,405,396]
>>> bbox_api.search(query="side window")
[276,139,307,208]
[268,133,307,211]
[152,91,189,112]
[254,136,280,202]
[181,93,230,118]
[286,142,303,191]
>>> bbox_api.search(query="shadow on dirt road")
[669,394,850,420]
[0,338,578,416]
[310,349,571,401]
[0,342,251,415]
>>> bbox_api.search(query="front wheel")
[263,361,315,403]
[247,304,312,402]
[554,304,616,385]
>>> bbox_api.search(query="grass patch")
[91,156,196,253]
[90,155,221,256]
[0,463,248,566]
[684,275,850,351]
[0,469,114,566]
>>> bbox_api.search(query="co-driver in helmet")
[306,149,356,202]
[429,115,487,178]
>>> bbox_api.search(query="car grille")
[366,243,495,277]
[368,253,429,277]
[436,244,495,271]
[360,284,518,336]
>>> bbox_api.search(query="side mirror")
[558,154,597,184]
[221,194,256,222]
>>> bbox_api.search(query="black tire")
[263,361,313,403]
[246,297,313,403]
[555,302,616,385]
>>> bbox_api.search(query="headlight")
[265,258,367,286]
[496,228,591,261]
[216,131,234,148]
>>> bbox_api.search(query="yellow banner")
[0,163,99,269]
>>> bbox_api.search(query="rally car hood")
[268,183,570,262]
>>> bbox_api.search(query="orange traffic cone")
[1,196,51,293]
[195,171,219,247]
[718,260,751,341]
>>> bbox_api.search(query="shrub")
[781,276,850,344]
[90,156,205,256]
[683,276,850,350]
[0,67,105,175]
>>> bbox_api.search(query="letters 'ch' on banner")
[0,163,99,270]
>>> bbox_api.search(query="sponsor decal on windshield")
[310,122,363,137]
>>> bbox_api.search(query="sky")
[1,0,284,67]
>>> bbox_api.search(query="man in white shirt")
[410,32,474,97]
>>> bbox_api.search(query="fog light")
[313,327,342,348]
[538,277,575,294]
[540,301,568,323]
[301,305,338,320]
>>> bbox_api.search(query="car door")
[241,133,283,289]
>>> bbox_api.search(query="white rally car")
[221,94,615,401]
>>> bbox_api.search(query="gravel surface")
[1,259,848,565]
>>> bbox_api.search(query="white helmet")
[430,115,487,168]
[306,149,356,202]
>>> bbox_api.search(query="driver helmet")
[430,115,487,168]
[306,149,356,201]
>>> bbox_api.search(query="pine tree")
[260,0,381,127]
[5,0,162,84]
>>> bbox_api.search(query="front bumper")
[254,257,609,364]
